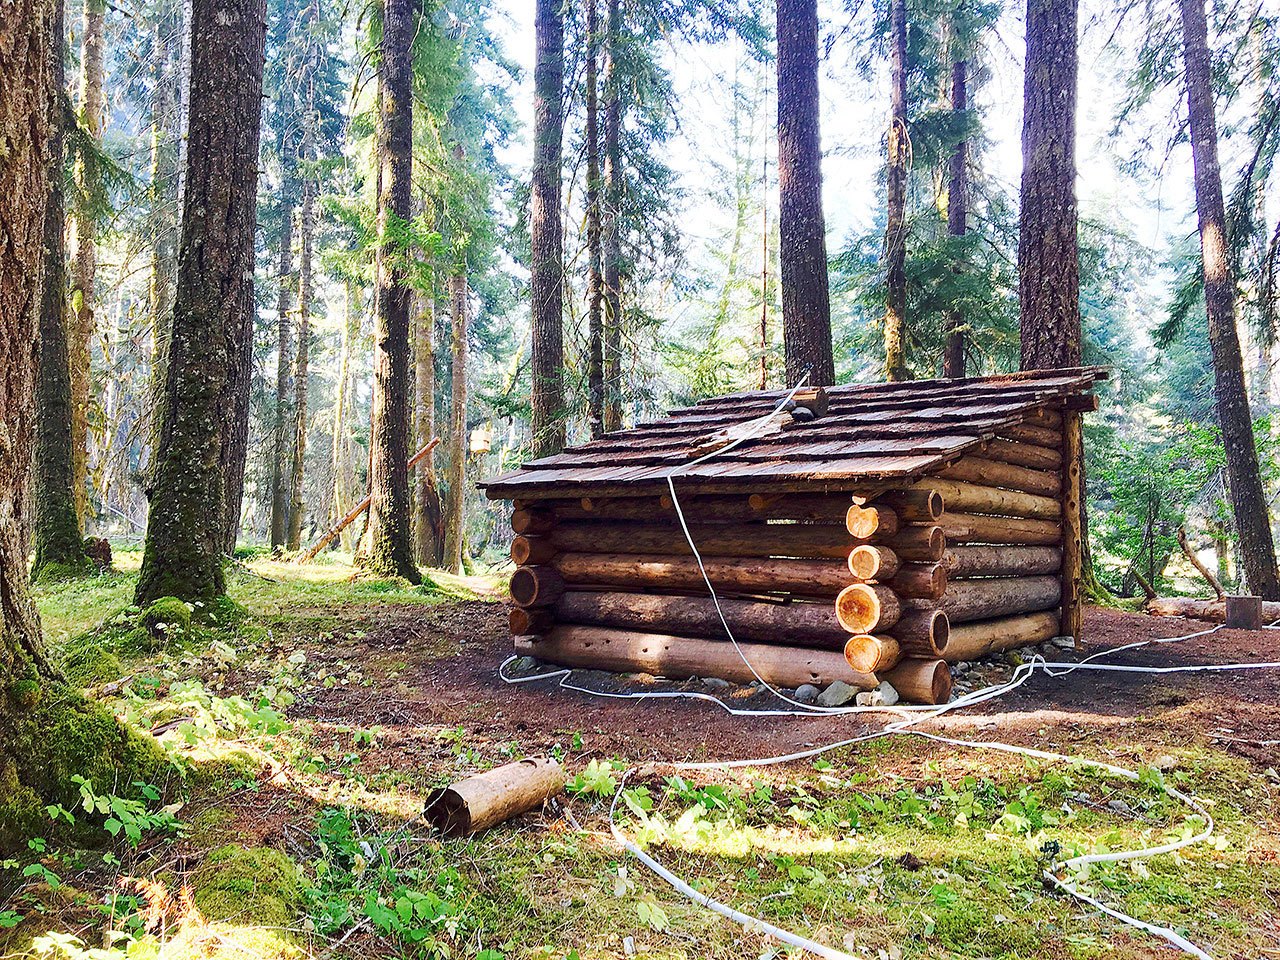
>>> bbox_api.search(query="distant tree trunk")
[1179,0,1280,599]
[530,0,565,456]
[602,0,623,431]
[883,0,909,382]
[270,184,295,549]
[443,272,469,573]
[414,283,444,566]
[136,0,267,604]
[585,0,605,437]
[147,1,182,471]
[287,166,314,551]
[776,0,834,387]
[1018,0,1080,369]
[33,0,91,583]
[759,155,770,389]
[69,0,106,527]
[364,0,419,581]
[943,55,968,378]
[332,281,360,551]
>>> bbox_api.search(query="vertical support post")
[1060,406,1084,641]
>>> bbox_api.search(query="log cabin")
[481,368,1107,705]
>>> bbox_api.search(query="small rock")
[623,936,636,957]
[791,405,815,422]
[855,689,883,707]
[794,683,820,703]
[1067,791,1092,803]
[1155,754,1178,771]
[510,656,539,674]
[1107,798,1134,816]
[818,680,859,707]
[702,676,732,692]
[1039,642,1058,657]
[876,680,900,706]
[1051,635,1077,650]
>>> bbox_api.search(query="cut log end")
[848,544,901,580]
[882,658,952,705]
[510,607,554,636]
[510,566,565,607]
[892,608,950,657]
[843,634,901,673]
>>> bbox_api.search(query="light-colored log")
[510,566,565,607]
[848,544,902,580]
[510,607,554,635]
[511,508,555,535]
[511,535,558,566]
[843,634,902,673]
[905,478,1060,520]
[550,521,855,559]
[846,503,900,539]
[932,576,1061,624]
[880,658,952,705]
[944,611,1060,663]
[1061,410,1084,640]
[885,563,947,600]
[876,488,944,523]
[981,438,1062,470]
[935,456,1061,498]
[554,590,848,648]
[554,552,854,598]
[998,421,1061,448]
[889,608,949,657]
[424,757,564,837]
[835,583,902,634]
[944,544,1062,577]
[939,512,1062,546]
[517,626,877,690]
[1143,596,1280,622]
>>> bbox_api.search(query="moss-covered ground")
[2,547,1276,959]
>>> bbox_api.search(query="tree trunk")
[1179,0,1280,599]
[68,0,106,529]
[2,0,168,854]
[333,281,360,551]
[364,0,419,581]
[136,0,267,603]
[287,167,314,552]
[586,0,605,438]
[1019,0,1080,369]
[883,0,909,382]
[943,55,968,378]
[270,166,296,548]
[776,0,835,387]
[414,281,444,566]
[602,0,623,432]
[443,271,469,573]
[530,0,565,456]
[32,0,91,583]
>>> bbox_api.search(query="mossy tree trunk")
[136,0,268,604]
[882,0,908,382]
[332,281,361,552]
[364,0,420,582]
[414,280,444,567]
[287,147,314,552]
[270,177,296,551]
[33,7,92,585]
[2,0,167,854]
[443,270,468,574]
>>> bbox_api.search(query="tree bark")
[136,0,267,603]
[1179,0,1280,599]
[287,159,314,551]
[364,0,419,581]
[443,271,469,573]
[414,282,444,566]
[530,0,565,456]
[270,154,296,548]
[33,8,91,584]
[602,0,623,431]
[883,0,909,382]
[332,281,361,551]
[1019,0,1080,369]
[776,0,835,387]
[586,0,605,438]
[68,0,106,528]
[943,54,968,378]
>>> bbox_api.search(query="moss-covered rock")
[30,557,94,585]
[60,639,125,687]
[191,845,304,928]
[140,596,193,645]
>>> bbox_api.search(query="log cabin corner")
[481,367,1107,705]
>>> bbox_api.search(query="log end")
[883,658,953,705]
[510,566,563,607]
[848,544,884,580]
[845,504,881,540]
[836,583,882,633]
[843,634,901,673]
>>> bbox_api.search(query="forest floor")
[3,548,1279,960]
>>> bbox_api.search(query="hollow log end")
[924,660,953,703]
[423,787,472,838]
[924,490,944,522]
[931,610,951,655]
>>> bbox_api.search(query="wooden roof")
[482,367,1108,499]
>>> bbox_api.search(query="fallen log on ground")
[296,437,440,564]
[943,611,1060,663]
[424,757,564,836]
[1145,596,1280,623]
[554,590,849,648]
[515,625,877,690]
